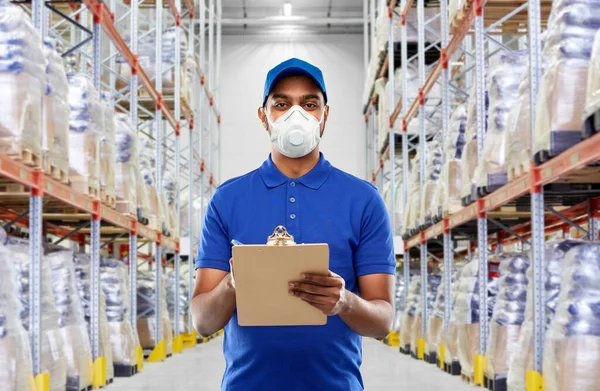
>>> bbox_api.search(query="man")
[191,58,395,391]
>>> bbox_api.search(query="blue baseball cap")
[263,58,328,106]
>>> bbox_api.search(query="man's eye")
[305,103,317,109]
[274,103,287,108]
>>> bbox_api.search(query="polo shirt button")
[290,214,296,219]
[290,182,296,187]
[290,197,296,203]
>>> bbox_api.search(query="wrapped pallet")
[137,271,173,355]
[420,132,444,228]
[444,278,463,367]
[434,104,467,217]
[72,253,114,381]
[411,274,441,357]
[67,73,103,196]
[100,94,116,206]
[475,51,527,193]
[534,0,600,159]
[584,30,600,134]
[46,248,94,391]
[543,242,600,391]
[392,269,406,334]
[9,238,68,391]
[507,240,583,391]
[427,266,461,359]
[166,270,190,335]
[460,83,489,205]
[139,138,163,229]
[42,38,69,181]
[0,0,44,162]
[402,153,421,239]
[486,253,529,384]
[99,257,139,369]
[114,113,138,215]
[400,276,421,351]
[0,230,36,391]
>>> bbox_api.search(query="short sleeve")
[195,191,231,271]
[353,192,396,277]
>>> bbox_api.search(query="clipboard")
[231,226,329,326]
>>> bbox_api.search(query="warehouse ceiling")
[220,0,365,35]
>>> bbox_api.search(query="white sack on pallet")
[584,30,600,122]
[100,257,139,366]
[543,242,600,391]
[486,253,529,381]
[402,152,421,238]
[139,137,164,225]
[114,113,138,215]
[534,1,600,157]
[0,0,45,159]
[400,276,421,349]
[72,253,114,381]
[47,248,94,391]
[475,51,527,191]
[507,240,583,391]
[163,169,177,236]
[444,265,466,365]
[42,38,69,176]
[137,271,173,355]
[0,229,36,391]
[100,94,116,201]
[427,266,463,357]
[411,274,441,357]
[420,131,444,227]
[67,73,102,191]
[9,238,68,391]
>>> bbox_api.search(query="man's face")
[258,75,329,136]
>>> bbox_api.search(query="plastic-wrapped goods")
[444,268,465,365]
[541,242,600,391]
[393,270,406,333]
[505,68,533,180]
[72,253,115,380]
[46,248,93,391]
[166,270,190,335]
[486,253,529,381]
[584,30,600,131]
[427,267,462,356]
[507,240,583,391]
[454,254,499,375]
[460,81,489,204]
[114,113,138,215]
[434,105,467,217]
[137,271,173,355]
[100,94,116,203]
[139,137,163,226]
[449,0,466,25]
[402,153,421,238]
[534,0,600,158]
[0,231,36,391]
[400,276,422,349]
[68,73,102,193]
[99,257,139,366]
[476,51,527,193]
[9,238,68,391]
[0,1,45,160]
[163,169,177,236]
[42,38,69,178]
[420,132,444,227]
[411,274,442,356]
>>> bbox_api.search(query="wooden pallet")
[116,199,137,217]
[70,176,100,199]
[4,147,42,169]
[100,188,116,209]
[44,163,69,184]
[0,181,25,193]
[507,160,530,182]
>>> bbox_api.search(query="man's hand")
[288,271,349,316]
[228,258,236,290]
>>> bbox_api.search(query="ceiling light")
[283,2,292,17]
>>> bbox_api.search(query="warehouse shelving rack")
[0,0,221,388]
[364,0,600,387]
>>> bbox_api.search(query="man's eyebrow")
[302,94,321,101]
[271,93,289,100]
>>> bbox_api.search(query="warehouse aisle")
[107,337,475,390]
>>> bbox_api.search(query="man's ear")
[257,107,268,131]
[324,105,330,122]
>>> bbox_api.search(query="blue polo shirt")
[195,153,395,391]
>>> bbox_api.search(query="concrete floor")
[107,337,476,391]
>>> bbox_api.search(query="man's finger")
[290,290,330,305]
[300,272,342,287]
[289,282,335,296]
[301,299,331,315]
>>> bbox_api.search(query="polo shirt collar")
[259,153,333,190]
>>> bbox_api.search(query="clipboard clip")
[266,226,295,246]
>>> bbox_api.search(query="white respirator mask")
[267,105,325,159]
